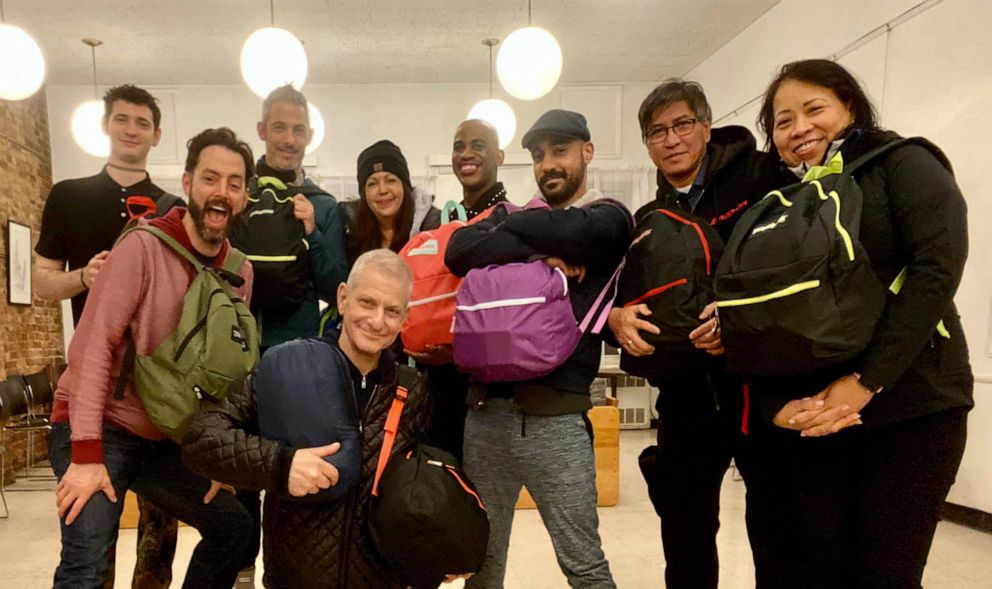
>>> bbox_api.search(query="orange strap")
[371,385,409,497]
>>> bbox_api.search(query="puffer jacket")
[182,342,435,589]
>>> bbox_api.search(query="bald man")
[451,119,508,219]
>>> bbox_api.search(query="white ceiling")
[8,0,779,86]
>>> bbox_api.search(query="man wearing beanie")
[446,109,632,589]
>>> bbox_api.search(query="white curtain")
[587,166,656,213]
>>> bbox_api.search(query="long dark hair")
[758,59,878,147]
[352,182,415,256]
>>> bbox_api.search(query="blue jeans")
[48,422,258,589]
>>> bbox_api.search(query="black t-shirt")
[35,167,166,325]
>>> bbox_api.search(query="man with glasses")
[607,79,778,589]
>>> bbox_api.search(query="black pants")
[641,370,751,589]
[745,407,968,589]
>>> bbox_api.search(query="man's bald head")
[452,119,504,200]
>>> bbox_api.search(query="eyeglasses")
[645,118,698,144]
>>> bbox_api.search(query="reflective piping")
[246,255,298,262]
[553,267,569,297]
[810,180,855,261]
[248,209,274,218]
[446,466,485,510]
[716,280,821,307]
[408,291,457,308]
[258,176,288,191]
[889,267,951,339]
[456,296,546,312]
[302,239,309,250]
[766,190,793,207]
[624,278,688,308]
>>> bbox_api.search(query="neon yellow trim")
[802,152,844,182]
[248,209,274,218]
[766,190,793,207]
[301,239,309,250]
[810,180,855,262]
[716,280,821,307]
[889,267,951,339]
[319,306,339,336]
[258,176,288,191]
[246,255,298,262]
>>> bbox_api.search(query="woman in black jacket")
[341,139,441,266]
[744,59,972,589]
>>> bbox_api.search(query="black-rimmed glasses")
[645,118,698,144]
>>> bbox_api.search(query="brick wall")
[1,88,63,486]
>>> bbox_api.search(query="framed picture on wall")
[6,220,32,306]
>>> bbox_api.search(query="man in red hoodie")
[47,128,259,588]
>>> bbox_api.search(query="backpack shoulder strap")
[154,193,185,217]
[371,365,418,497]
[222,246,247,275]
[125,225,204,269]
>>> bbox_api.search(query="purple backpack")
[452,197,628,382]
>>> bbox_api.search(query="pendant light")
[70,38,109,157]
[496,0,562,101]
[468,38,516,150]
[304,102,324,155]
[0,0,46,101]
[240,0,308,98]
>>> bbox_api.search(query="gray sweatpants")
[463,398,616,589]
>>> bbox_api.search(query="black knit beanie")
[356,140,411,192]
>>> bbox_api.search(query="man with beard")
[34,84,182,588]
[446,110,632,589]
[250,84,348,351]
[47,128,258,588]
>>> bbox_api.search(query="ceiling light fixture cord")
[528,0,532,25]
[0,0,5,23]
[488,44,494,98]
[269,0,275,26]
[90,44,98,98]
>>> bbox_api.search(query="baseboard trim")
[942,502,992,534]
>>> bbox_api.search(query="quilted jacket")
[182,342,435,589]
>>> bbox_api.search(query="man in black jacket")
[182,250,447,588]
[446,110,632,589]
[606,80,778,589]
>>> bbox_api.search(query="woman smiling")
[342,140,440,266]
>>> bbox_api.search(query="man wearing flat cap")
[446,109,633,589]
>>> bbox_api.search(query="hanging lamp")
[496,0,562,101]
[240,0,308,98]
[0,0,46,101]
[70,38,109,157]
[468,38,516,150]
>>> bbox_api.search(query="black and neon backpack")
[228,176,310,310]
[712,141,914,376]
[616,208,725,381]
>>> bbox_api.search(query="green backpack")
[114,225,260,441]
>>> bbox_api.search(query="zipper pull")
[361,375,367,389]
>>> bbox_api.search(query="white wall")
[687,0,992,513]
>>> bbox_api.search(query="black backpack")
[713,141,911,376]
[228,176,310,310]
[369,432,489,588]
[617,207,725,381]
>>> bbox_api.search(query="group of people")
[35,56,971,589]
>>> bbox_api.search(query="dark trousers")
[49,422,258,589]
[745,407,968,589]
[640,371,751,589]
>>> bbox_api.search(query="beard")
[187,196,234,245]
[538,164,585,206]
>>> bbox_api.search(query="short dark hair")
[262,84,309,126]
[638,79,712,139]
[758,59,878,146]
[184,128,255,178]
[103,85,162,129]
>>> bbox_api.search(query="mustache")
[539,170,568,186]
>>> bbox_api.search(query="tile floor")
[2,429,990,588]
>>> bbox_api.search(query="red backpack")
[399,201,496,354]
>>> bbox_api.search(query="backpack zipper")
[172,288,229,362]
[624,278,688,307]
[715,280,821,308]
[456,296,547,311]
